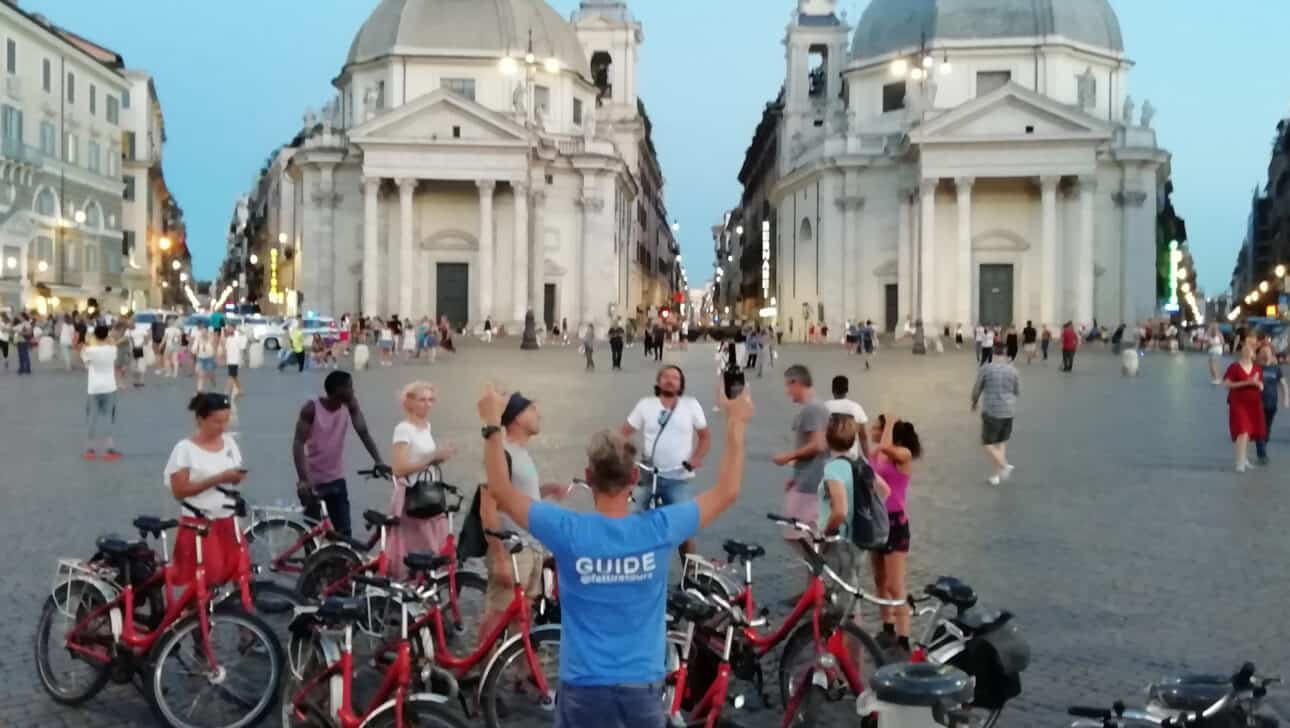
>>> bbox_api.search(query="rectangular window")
[123,174,135,201]
[376,80,385,109]
[106,95,119,124]
[1,105,22,142]
[89,85,96,115]
[66,71,74,103]
[534,85,550,114]
[84,243,98,273]
[121,89,130,108]
[106,146,118,176]
[1,245,18,278]
[121,231,134,261]
[39,121,54,155]
[123,130,135,161]
[441,78,476,101]
[42,58,50,91]
[87,140,100,173]
[6,39,15,74]
[62,241,78,272]
[881,82,906,112]
[573,97,583,126]
[63,132,77,164]
[976,70,1012,97]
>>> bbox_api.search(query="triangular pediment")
[912,83,1112,144]
[349,89,527,145]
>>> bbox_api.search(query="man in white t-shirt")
[824,375,870,460]
[622,365,711,556]
[82,325,121,460]
[58,315,75,371]
[222,324,248,398]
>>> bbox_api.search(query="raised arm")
[694,388,754,528]
[478,385,534,531]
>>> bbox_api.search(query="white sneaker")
[1001,465,1015,481]
[987,475,1001,486]
[1236,464,1247,473]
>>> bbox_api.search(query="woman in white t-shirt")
[162,321,183,378]
[163,393,246,587]
[386,381,457,579]
[1207,323,1226,384]
[58,315,75,371]
[222,325,247,398]
[378,322,395,367]
[192,326,219,393]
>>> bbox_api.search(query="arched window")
[84,200,103,229]
[799,218,813,242]
[34,187,56,217]
[590,51,613,101]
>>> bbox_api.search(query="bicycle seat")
[403,552,453,574]
[722,540,766,561]
[316,597,367,624]
[362,510,400,529]
[926,577,977,610]
[96,534,146,558]
[132,516,178,538]
[668,590,717,623]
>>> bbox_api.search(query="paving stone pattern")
[2,340,1287,727]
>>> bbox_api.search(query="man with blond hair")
[476,381,754,728]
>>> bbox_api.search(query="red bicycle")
[294,472,486,639]
[282,582,466,728]
[683,514,900,727]
[664,587,765,728]
[35,511,284,728]
[375,530,561,728]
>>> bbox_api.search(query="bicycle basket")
[680,554,741,602]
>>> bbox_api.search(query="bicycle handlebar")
[357,465,393,480]
[765,513,843,544]
[1069,663,1279,728]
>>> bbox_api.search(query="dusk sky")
[24,0,1290,296]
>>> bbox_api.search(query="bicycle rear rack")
[51,559,120,619]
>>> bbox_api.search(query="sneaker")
[1000,465,1015,481]
[82,450,96,460]
[1236,464,1247,474]
[987,475,1001,486]
[103,450,123,462]
[1258,456,1270,466]
[875,630,898,651]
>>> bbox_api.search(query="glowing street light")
[179,272,188,283]
[1276,264,1287,278]
[158,237,172,251]
[172,260,181,271]
[37,260,48,272]
[73,209,86,225]
[4,256,15,270]
[278,233,288,245]
[1259,281,1270,293]
[249,254,259,265]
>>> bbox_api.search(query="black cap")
[501,392,534,427]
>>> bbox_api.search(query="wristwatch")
[481,425,502,440]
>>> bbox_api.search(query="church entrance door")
[435,263,469,328]
[978,264,1014,327]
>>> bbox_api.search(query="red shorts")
[171,516,240,588]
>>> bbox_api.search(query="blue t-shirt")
[817,457,854,539]
[527,500,701,687]
[1263,364,1283,409]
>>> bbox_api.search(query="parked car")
[131,310,179,338]
[261,316,336,352]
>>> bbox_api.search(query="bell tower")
[781,0,850,169]
[574,1,642,118]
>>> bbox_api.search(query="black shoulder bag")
[404,463,448,519]
[458,452,512,561]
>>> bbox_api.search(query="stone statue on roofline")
[1140,99,1156,129]
[1076,67,1096,110]
[1122,95,1135,126]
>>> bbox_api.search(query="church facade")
[747,0,1171,336]
[232,0,677,333]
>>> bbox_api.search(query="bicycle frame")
[64,527,225,673]
[256,507,334,577]
[289,623,413,728]
[318,529,389,599]
[670,620,738,728]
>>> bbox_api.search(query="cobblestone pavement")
[3,340,1288,727]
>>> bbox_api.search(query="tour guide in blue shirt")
[476,381,753,728]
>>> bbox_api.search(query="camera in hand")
[723,366,745,400]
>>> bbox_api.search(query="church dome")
[851,0,1124,59]
[346,0,590,78]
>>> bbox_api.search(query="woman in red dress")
[1223,339,1267,473]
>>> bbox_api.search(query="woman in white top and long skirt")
[386,382,456,579]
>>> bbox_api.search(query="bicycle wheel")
[148,606,282,728]
[778,621,884,727]
[365,696,471,728]
[245,518,312,594]
[295,543,362,602]
[248,579,308,639]
[279,633,329,727]
[34,580,113,705]
[478,625,562,728]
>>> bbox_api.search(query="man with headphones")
[622,365,711,556]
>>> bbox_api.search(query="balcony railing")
[1,137,42,167]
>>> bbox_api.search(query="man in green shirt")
[278,317,307,373]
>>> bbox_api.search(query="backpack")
[834,456,889,550]
[457,451,513,562]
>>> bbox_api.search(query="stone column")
[896,188,913,327]
[955,177,974,327]
[511,180,529,323]
[530,188,546,321]
[396,177,416,317]
[1076,175,1097,325]
[918,178,938,325]
[835,194,852,322]
[1039,175,1060,326]
[362,177,381,316]
[577,177,606,327]
[476,180,496,322]
[852,196,866,322]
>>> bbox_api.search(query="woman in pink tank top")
[868,415,922,659]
